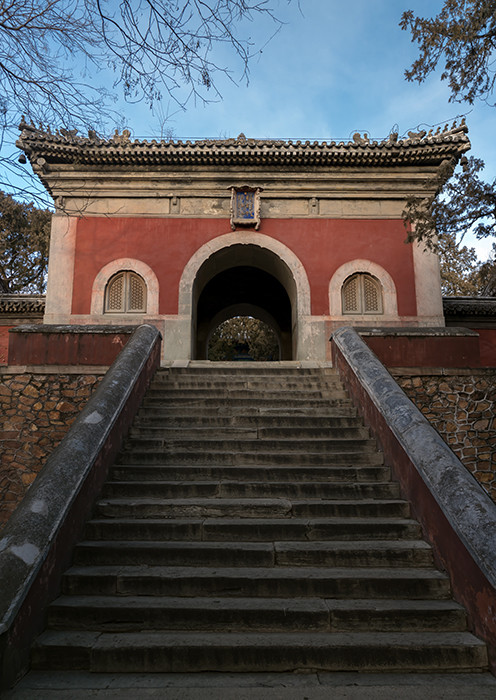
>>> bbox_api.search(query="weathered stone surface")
[394,370,496,502]
[0,324,162,690]
[22,364,491,680]
[0,372,104,527]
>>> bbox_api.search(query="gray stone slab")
[5,671,496,699]
[332,327,496,593]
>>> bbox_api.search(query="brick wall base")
[0,369,104,527]
[394,369,496,502]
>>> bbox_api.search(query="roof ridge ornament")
[112,128,132,144]
[15,120,471,170]
[352,133,370,145]
[407,129,427,142]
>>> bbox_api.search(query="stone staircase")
[31,365,488,673]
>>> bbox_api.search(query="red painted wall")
[72,217,417,317]
[363,335,481,368]
[0,326,11,365]
[8,330,133,366]
[476,329,496,367]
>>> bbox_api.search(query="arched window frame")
[328,260,399,320]
[91,258,159,317]
[341,272,383,315]
[104,270,147,314]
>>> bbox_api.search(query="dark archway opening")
[194,258,293,360]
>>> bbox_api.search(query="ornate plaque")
[230,186,262,230]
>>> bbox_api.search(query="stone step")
[143,388,352,407]
[149,375,344,386]
[149,380,345,392]
[72,540,434,568]
[61,565,453,599]
[128,425,370,440]
[125,431,377,457]
[141,394,352,412]
[84,517,420,541]
[31,630,487,673]
[144,388,349,400]
[109,465,396,487]
[96,493,405,519]
[133,414,363,428]
[137,401,358,421]
[157,366,337,376]
[122,436,376,452]
[26,365,488,679]
[116,450,386,467]
[102,479,395,500]
[47,596,467,633]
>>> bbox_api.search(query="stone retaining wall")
[394,369,496,502]
[0,370,103,527]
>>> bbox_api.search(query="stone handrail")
[331,326,496,672]
[0,324,161,689]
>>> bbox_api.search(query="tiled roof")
[0,294,45,314]
[443,297,496,316]
[16,121,471,169]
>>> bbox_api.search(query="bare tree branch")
[0,0,293,199]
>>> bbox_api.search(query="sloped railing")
[0,324,161,689]
[331,327,496,673]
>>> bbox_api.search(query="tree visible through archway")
[208,316,279,361]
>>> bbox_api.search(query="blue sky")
[124,0,495,261]
[7,0,496,260]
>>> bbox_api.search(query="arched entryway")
[193,248,294,360]
[196,265,291,359]
[175,233,312,362]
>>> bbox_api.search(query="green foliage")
[438,230,479,295]
[401,1,496,251]
[472,242,496,294]
[403,156,496,248]
[0,191,51,292]
[208,316,279,361]
[401,0,496,105]
[437,234,496,296]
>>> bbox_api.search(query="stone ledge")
[0,366,109,375]
[356,327,479,337]
[332,327,496,588]
[9,325,136,335]
[0,324,162,688]
[331,326,496,670]
[390,367,496,377]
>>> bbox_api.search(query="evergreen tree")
[401,1,496,248]
[0,191,50,292]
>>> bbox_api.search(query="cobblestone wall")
[0,371,103,527]
[394,370,496,502]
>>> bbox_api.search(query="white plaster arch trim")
[91,258,159,315]
[329,259,398,318]
[178,232,311,317]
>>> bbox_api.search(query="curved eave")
[443,296,496,317]
[17,128,471,171]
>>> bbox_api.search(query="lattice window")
[104,271,147,313]
[342,273,383,315]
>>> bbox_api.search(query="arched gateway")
[178,233,311,360]
[17,123,470,363]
